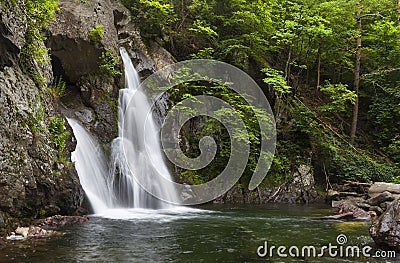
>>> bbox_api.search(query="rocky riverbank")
[5,215,88,241]
[326,182,400,250]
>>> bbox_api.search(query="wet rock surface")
[370,198,400,249]
[6,215,88,240]
[366,191,394,206]
[327,200,371,221]
[36,215,89,229]
[322,181,400,248]
[325,182,400,219]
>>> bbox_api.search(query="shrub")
[99,49,121,77]
[88,25,104,42]
[49,117,70,158]
[51,76,66,98]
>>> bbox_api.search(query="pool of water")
[1,204,397,262]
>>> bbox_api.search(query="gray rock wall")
[0,1,84,221]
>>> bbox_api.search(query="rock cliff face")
[0,0,84,222]
[0,0,174,226]
[46,0,174,143]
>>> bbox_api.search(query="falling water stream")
[67,47,178,215]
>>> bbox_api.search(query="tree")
[350,0,362,144]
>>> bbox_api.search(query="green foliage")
[0,0,17,6]
[365,20,400,67]
[317,125,398,183]
[330,148,397,183]
[99,49,121,78]
[29,98,45,133]
[88,25,105,42]
[121,0,177,38]
[180,170,205,185]
[318,82,356,113]
[367,72,400,163]
[165,75,274,186]
[19,0,58,89]
[189,20,218,40]
[190,48,215,59]
[1,216,17,235]
[265,143,293,186]
[49,117,70,159]
[262,68,291,95]
[50,76,66,98]
[34,208,46,219]
[289,97,397,183]
[121,0,400,186]
[30,70,47,89]
[22,0,58,62]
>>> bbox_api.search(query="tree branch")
[361,68,400,79]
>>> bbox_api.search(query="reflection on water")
[0,204,397,262]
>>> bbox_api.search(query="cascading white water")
[67,118,111,212]
[68,47,178,214]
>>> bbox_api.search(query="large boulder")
[115,3,174,76]
[214,164,320,204]
[370,198,400,249]
[366,191,394,206]
[47,0,174,83]
[47,0,119,83]
[285,164,317,203]
[327,200,371,221]
[266,164,319,204]
[369,182,400,198]
[46,0,121,144]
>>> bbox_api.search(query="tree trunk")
[350,0,362,144]
[398,0,400,25]
[317,46,321,88]
[285,46,292,85]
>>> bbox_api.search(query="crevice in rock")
[0,35,19,69]
[46,35,102,84]
[50,54,67,82]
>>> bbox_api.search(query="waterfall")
[67,47,178,214]
[67,118,111,212]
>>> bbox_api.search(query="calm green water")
[1,204,397,262]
